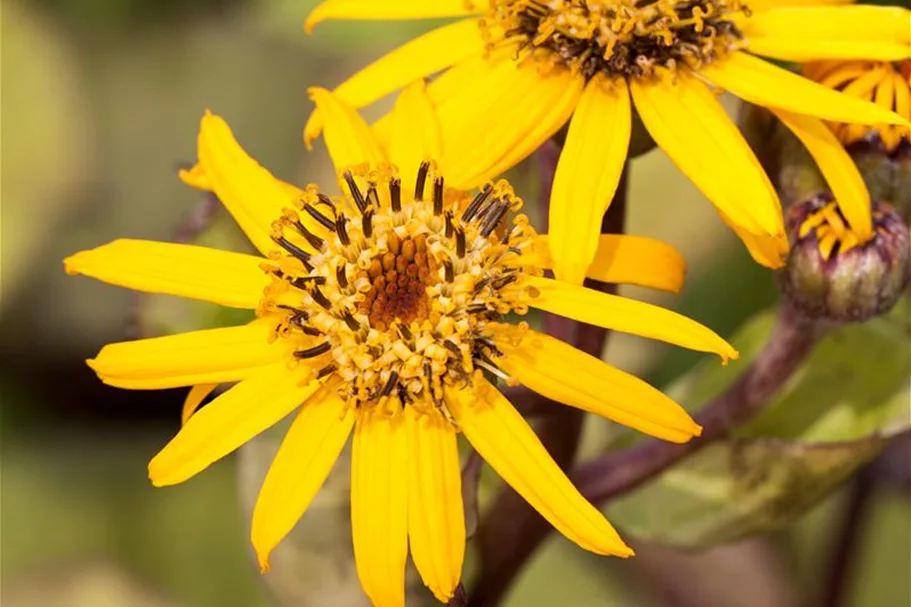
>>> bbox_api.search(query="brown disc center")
[358,234,437,332]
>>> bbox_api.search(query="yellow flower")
[303,0,911,282]
[65,86,737,607]
[804,59,911,153]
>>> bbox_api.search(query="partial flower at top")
[304,0,911,283]
[64,85,737,607]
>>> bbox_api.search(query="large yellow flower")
[65,86,737,606]
[303,0,911,283]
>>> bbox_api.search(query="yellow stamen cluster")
[481,0,748,80]
[804,60,911,153]
[257,162,540,420]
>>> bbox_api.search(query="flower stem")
[468,142,628,607]
[574,301,823,504]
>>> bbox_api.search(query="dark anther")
[273,236,311,264]
[444,259,455,283]
[310,287,333,310]
[462,184,493,222]
[290,276,327,289]
[464,302,489,313]
[492,274,517,289]
[397,322,413,341]
[442,340,462,356]
[293,342,331,359]
[292,220,324,250]
[366,184,380,210]
[335,214,350,246]
[343,171,367,213]
[336,264,348,289]
[444,212,455,238]
[362,210,374,238]
[390,178,402,212]
[316,192,336,211]
[473,277,490,293]
[455,227,466,258]
[300,325,322,336]
[304,204,336,231]
[341,310,361,332]
[379,371,399,397]
[415,161,430,201]
[433,176,445,215]
[316,364,337,379]
[479,201,510,237]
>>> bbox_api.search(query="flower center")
[803,60,911,154]
[483,0,748,80]
[257,162,539,418]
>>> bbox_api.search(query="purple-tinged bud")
[778,194,910,323]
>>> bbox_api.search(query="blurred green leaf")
[608,300,911,548]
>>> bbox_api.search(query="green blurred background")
[1,1,908,605]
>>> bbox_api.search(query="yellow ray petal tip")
[178,163,209,190]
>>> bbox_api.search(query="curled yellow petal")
[407,408,465,603]
[64,239,268,308]
[494,328,701,443]
[772,109,872,241]
[522,275,738,362]
[195,111,301,256]
[148,364,320,487]
[630,73,787,265]
[308,87,385,173]
[549,76,631,285]
[448,383,633,556]
[306,0,485,32]
[741,6,910,62]
[389,80,442,179]
[352,410,409,607]
[303,18,484,146]
[87,322,286,390]
[182,383,218,426]
[701,52,911,128]
[252,384,354,572]
[533,234,686,293]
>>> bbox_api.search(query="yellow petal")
[493,328,701,443]
[303,19,484,146]
[182,383,218,426]
[748,0,853,8]
[389,80,442,179]
[630,73,787,261]
[64,239,268,308]
[448,383,632,556]
[149,363,319,486]
[549,77,631,285]
[534,234,686,293]
[352,410,409,607]
[437,59,583,189]
[701,52,911,128]
[772,109,872,240]
[407,409,464,603]
[87,322,286,390]
[719,214,792,269]
[252,383,354,572]
[306,0,485,32]
[308,87,385,173]
[522,275,738,362]
[195,111,301,256]
[741,6,911,62]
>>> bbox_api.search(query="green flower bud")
[778,194,910,323]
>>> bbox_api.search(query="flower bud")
[778,194,910,323]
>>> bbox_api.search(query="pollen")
[257,162,540,420]
[803,60,911,154]
[482,0,749,80]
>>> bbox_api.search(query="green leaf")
[608,300,911,548]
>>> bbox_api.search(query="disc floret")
[482,0,749,80]
[258,162,540,419]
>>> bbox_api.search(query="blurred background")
[1,1,909,605]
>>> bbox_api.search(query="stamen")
[316,364,337,379]
[379,371,399,397]
[479,201,510,237]
[304,203,336,231]
[462,184,493,222]
[455,227,466,258]
[415,161,430,201]
[390,178,402,212]
[292,220,324,250]
[310,287,333,310]
[335,214,350,246]
[294,342,331,358]
[433,176,445,215]
[336,263,349,289]
[344,171,367,213]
